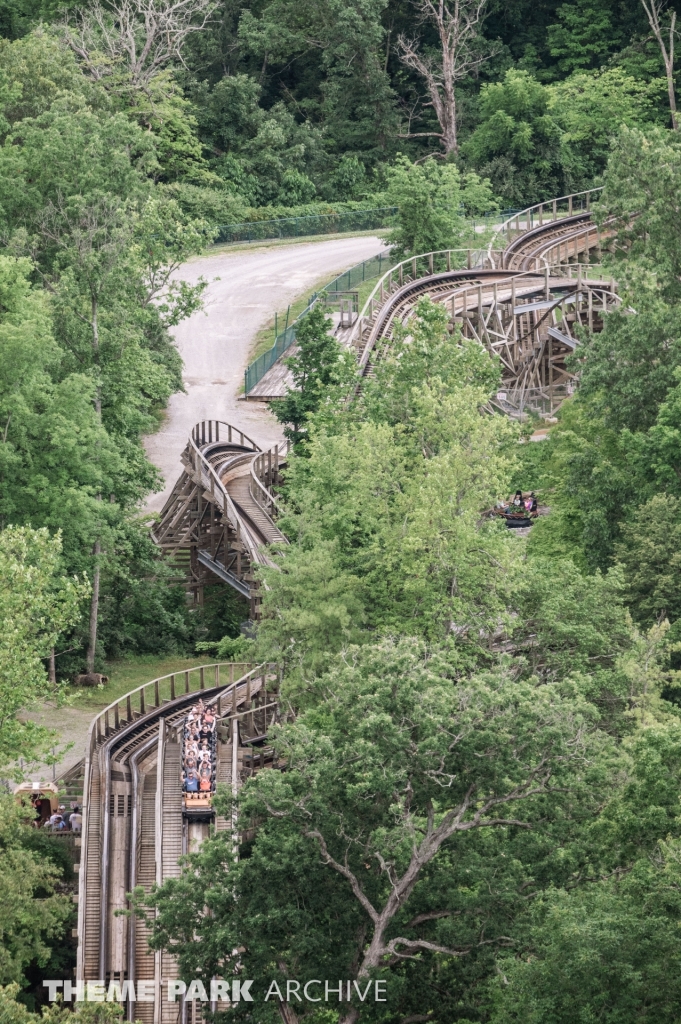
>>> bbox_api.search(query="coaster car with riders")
[493,490,539,528]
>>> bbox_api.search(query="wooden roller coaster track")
[68,189,627,1014]
[347,186,619,416]
[74,662,281,1021]
[151,421,288,613]
[154,187,621,608]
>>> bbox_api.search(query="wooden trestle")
[71,188,628,1024]
[151,421,288,616]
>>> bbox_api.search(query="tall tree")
[144,639,616,1024]
[271,304,350,448]
[396,0,498,155]
[64,0,216,92]
[639,0,678,129]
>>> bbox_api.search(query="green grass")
[248,268,340,366]
[65,654,210,711]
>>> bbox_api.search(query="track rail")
[347,189,619,415]
[152,421,289,612]
[77,190,628,1018]
[76,662,281,1021]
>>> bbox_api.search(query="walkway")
[144,235,388,512]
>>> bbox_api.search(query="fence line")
[244,250,392,395]
[241,207,525,394]
[217,207,398,244]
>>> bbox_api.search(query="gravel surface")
[144,234,388,512]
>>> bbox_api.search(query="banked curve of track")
[71,189,626,1011]
[348,185,619,414]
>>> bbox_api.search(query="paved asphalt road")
[144,234,388,513]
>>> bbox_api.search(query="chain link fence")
[244,251,392,395]
[217,207,398,244]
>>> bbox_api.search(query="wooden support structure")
[151,422,288,617]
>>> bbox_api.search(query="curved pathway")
[144,235,388,512]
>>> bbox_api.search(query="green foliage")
[195,635,255,661]
[547,0,629,75]
[551,67,664,187]
[615,494,681,625]
[577,286,681,433]
[595,126,681,301]
[271,304,351,446]
[0,526,86,768]
[0,797,71,988]
[260,300,518,678]
[490,873,681,1022]
[146,639,616,1024]
[463,70,562,206]
[384,155,497,260]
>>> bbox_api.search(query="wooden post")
[140,688,145,715]
[232,683,237,715]
[185,670,190,694]
[215,664,220,688]
[126,695,132,722]
[200,666,205,690]
[544,266,550,301]
[104,710,110,737]
[511,278,517,342]
[114,705,119,730]
[246,676,251,707]
[552,199,557,220]
[170,674,176,701]
[154,679,160,707]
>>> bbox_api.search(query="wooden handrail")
[190,419,260,452]
[488,187,605,264]
[347,247,502,349]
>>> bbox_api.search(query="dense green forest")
[2,0,681,1021]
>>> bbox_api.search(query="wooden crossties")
[348,197,621,418]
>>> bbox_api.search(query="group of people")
[510,490,538,514]
[181,699,217,797]
[33,798,82,832]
